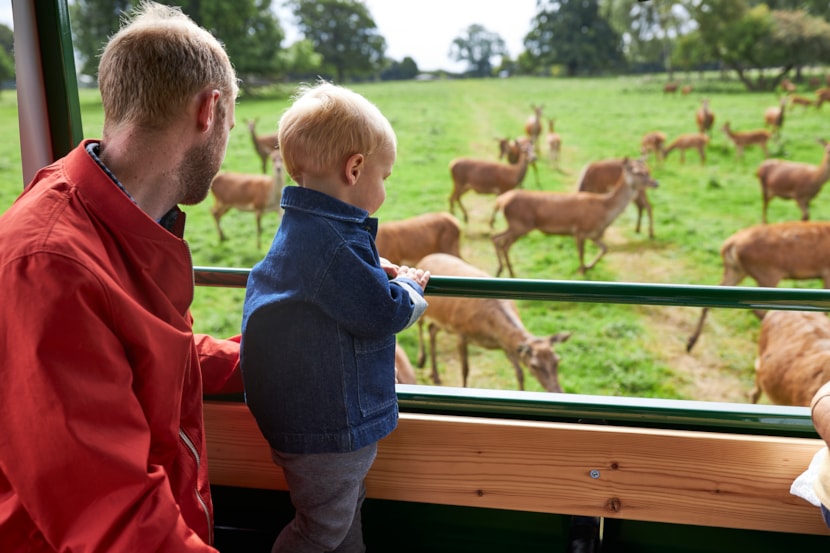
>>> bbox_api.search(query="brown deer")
[686,221,830,352]
[817,87,830,109]
[449,140,536,223]
[640,131,667,165]
[696,99,715,134]
[375,212,462,266]
[209,149,284,248]
[663,82,679,94]
[415,253,572,392]
[246,118,279,174]
[545,118,562,167]
[764,98,786,137]
[491,157,658,276]
[664,133,709,165]
[577,157,657,239]
[524,104,544,150]
[721,122,771,160]
[497,136,540,187]
[752,310,830,406]
[757,139,830,223]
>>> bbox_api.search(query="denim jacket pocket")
[354,335,397,418]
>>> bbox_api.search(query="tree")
[287,0,386,82]
[685,0,830,90]
[524,0,625,76]
[279,39,324,81]
[380,57,419,81]
[70,0,284,83]
[448,24,507,77]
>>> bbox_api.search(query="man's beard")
[178,125,226,206]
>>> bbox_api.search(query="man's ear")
[344,153,364,186]
[196,89,221,133]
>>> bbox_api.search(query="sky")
[0,1,540,73]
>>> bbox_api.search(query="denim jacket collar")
[281,186,378,235]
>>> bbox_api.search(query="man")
[0,3,242,551]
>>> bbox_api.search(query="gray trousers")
[270,443,378,553]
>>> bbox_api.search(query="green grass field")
[2,75,829,402]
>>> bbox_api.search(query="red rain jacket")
[0,141,242,552]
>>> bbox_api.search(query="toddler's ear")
[345,153,365,186]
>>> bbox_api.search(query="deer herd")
[210,79,830,406]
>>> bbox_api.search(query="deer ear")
[549,332,572,345]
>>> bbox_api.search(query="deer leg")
[686,307,709,352]
[492,230,518,278]
[255,212,263,249]
[584,238,608,271]
[531,160,541,189]
[211,207,230,242]
[428,322,442,385]
[798,200,810,221]
[505,351,525,391]
[416,320,427,368]
[457,336,470,387]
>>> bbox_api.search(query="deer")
[640,131,667,165]
[780,78,797,94]
[789,94,815,110]
[497,136,540,187]
[685,221,830,352]
[246,118,279,174]
[751,310,830,406]
[663,133,709,165]
[663,82,679,94]
[490,157,659,277]
[696,98,715,135]
[681,84,692,95]
[721,122,771,160]
[209,149,284,249]
[449,140,536,224]
[545,118,562,167]
[577,157,657,239]
[757,139,830,223]
[764,97,786,137]
[524,104,544,150]
[817,87,830,109]
[375,212,462,266]
[414,252,572,392]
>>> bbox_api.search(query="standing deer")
[757,139,830,223]
[449,140,536,224]
[375,212,462,266]
[209,149,284,248]
[415,253,572,392]
[696,98,715,135]
[246,118,279,174]
[640,131,667,165]
[546,118,562,168]
[491,157,658,276]
[722,122,771,160]
[764,98,786,138]
[577,157,657,239]
[686,221,830,352]
[497,136,540,188]
[524,104,544,151]
[664,133,709,165]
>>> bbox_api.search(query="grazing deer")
[664,133,709,165]
[686,221,830,352]
[663,82,679,94]
[721,122,771,160]
[757,139,830,223]
[780,78,797,94]
[817,88,830,109]
[415,253,572,392]
[449,140,536,224]
[789,94,815,110]
[209,149,284,248]
[246,118,279,174]
[491,157,658,276]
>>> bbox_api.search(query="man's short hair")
[98,1,238,129]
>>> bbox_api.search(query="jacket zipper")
[179,428,213,544]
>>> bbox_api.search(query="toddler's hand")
[398,265,430,291]
[380,257,400,279]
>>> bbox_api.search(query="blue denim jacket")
[241,186,427,454]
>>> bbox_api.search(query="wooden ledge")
[204,401,830,536]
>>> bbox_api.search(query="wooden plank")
[204,401,830,536]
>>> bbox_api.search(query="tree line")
[60,0,830,91]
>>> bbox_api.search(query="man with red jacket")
[0,3,242,551]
